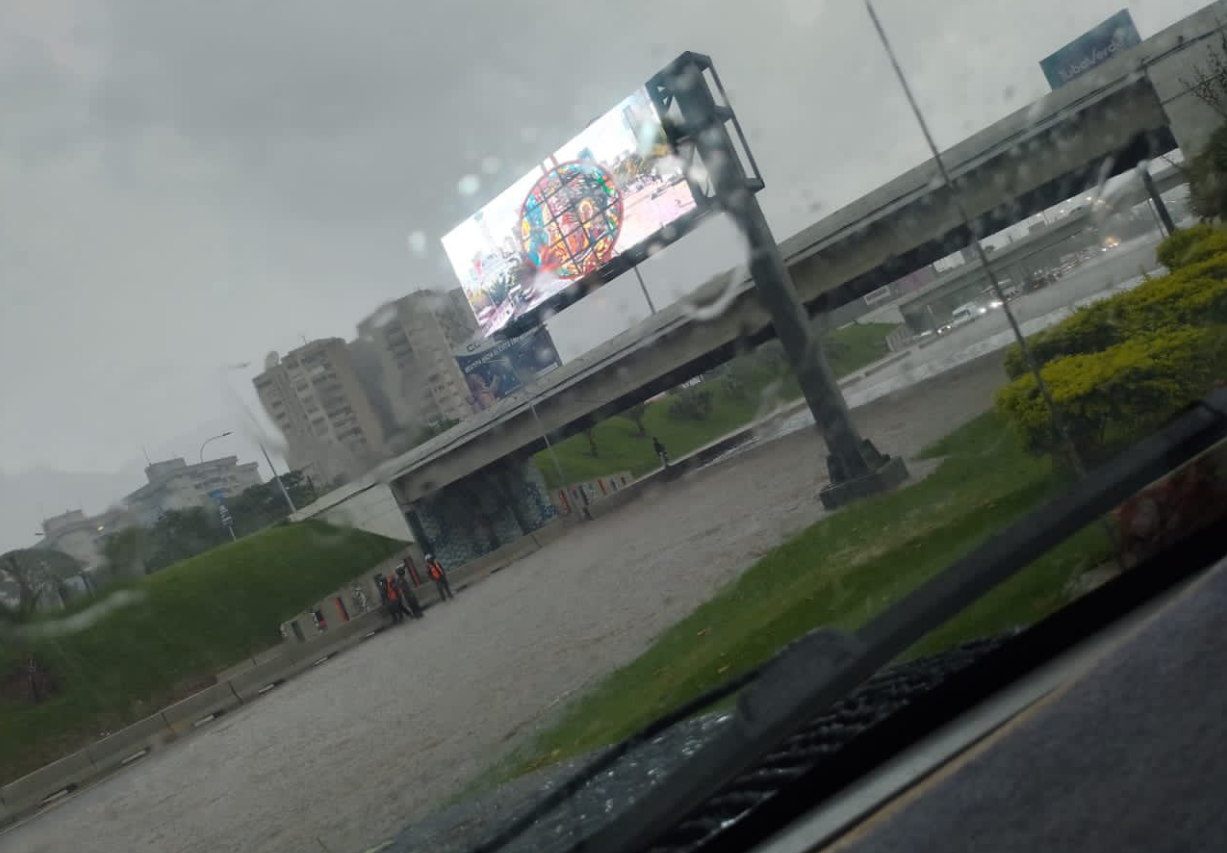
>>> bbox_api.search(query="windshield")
[3,3,1227,853]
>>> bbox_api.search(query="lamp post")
[221,362,298,515]
[198,431,234,464]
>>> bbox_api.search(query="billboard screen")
[441,86,701,338]
[456,326,563,411]
[1039,9,1141,90]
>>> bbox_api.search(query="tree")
[1182,31,1227,220]
[621,403,649,437]
[1187,126,1227,221]
[415,417,460,446]
[143,507,228,572]
[103,527,154,578]
[668,386,715,421]
[584,427,600,457]
[1183,30,1227,122]
[0,549,82,617]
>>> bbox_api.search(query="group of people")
[374,553,455,625]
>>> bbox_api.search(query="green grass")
[504,411,1112,779]
[536,323,897,488]
[0,521,405,783]
[824,321,896,378]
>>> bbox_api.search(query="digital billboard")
[455,326,563,411]
[1039,9,1141,90]
[441,86,702,338]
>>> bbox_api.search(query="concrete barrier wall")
[0,750,98,816]
[87,713,175,775]
[551,471,633,517]
[161,683,243,736]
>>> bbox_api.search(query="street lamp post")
[259,440,298,515]
[198,431,234,464]
[221,362,298,516]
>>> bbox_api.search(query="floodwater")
[2,354,1006,853]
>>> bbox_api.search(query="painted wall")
[412,458,557,569]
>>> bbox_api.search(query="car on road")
[936,302,986,335]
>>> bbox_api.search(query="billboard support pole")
[664,56,908,508]
[529,397,569,494]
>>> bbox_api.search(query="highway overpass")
[893,165,1184,327]
[304,2,1224,567]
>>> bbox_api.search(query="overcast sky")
[0,0,1210,550]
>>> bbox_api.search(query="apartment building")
[253,338,386,486]
[123,456,262,526]
[37,508,131,569]
[356,288,479,436]
[36,456,263,567]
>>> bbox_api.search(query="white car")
[937,302,986,335]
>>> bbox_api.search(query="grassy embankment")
[506,410,1111,778]
[535,322,897,487]
[0,521,405,783]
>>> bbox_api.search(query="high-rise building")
[253,338,386,486]
[356,288,479,437]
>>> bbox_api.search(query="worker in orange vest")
[382,573,405,624]
[426,554,454,601]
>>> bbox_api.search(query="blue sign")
[208,489,226,504]
[1039,10,1142,90]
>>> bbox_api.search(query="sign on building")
[1039,10,1142,90]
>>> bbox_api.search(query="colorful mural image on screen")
[441,86,698,337]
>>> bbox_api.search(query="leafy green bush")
[668,385,715,421]
[1003,268,1227,379]
[996,325,1223,461]
[1003,300,1123,379]
[1156,223,1217,270]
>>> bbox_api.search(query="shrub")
[1002,268,1227,379]
[995,325,1223,462]
[668,385,715,421]
[1115,274,1227,335]
[1156,223,1217,270]
[1002,300,1123,379]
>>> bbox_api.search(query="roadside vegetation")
[535,322,896,487]
[0,520,405,783]
[502,224,1227,781]
[505,410,1108,778]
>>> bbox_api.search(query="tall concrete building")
[124,456,262,526]
[37,509,129,569]
[356,288,479,438]
[253,338,386,486]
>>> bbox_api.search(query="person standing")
[653,436,669,469]
[378,573,404,625]
[395,566,424,619]
[426,554,454,601]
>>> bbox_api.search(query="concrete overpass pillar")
[667,58,908,509]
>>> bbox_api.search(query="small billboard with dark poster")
[455,326,563,411]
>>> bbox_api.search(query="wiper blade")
[475,389,1227,853]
